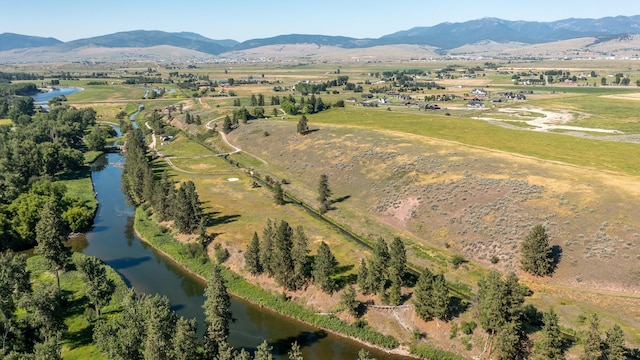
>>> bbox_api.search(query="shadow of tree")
[551,245,563,273]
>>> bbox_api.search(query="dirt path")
[205,117,269,164]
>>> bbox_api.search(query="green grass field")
[306,107,640,176]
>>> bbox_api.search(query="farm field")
[9,59,639,356]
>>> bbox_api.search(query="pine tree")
[520,224,555,276]
[288,341,303,360]
[223,115,232,134]
[254,340,273,360]
[492,320,526,360]
[478,271,525,335]
[271,220,294,289]
[143,295,176,360]
[431,274,450,322]
[35,201,71,291]
[340,285,360,317]
[413,267,435,321]
[261,219,275,276]
[603,324,626,360]
[368,238,389,296]
[273,182,285,205]
[203,265,234,359]
[291,226,311,290]
[173,317,200,360]
[580,313,603,360]
[313,241,338,293]
[244,232,262,274]
[532,308,565,360]
[296,115,309,135]
[357,258,373,294]
[317,174,332,213]
[389,237,406,284]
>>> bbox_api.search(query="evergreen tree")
[254,340,273,360]
[174,181,203,233]
[317,174,332,213]
[357,349,375,360]
[357,259,373,295]
[313,241,338,293]
[35,201,71,291]
[388,237,407,305]
[203,265,234,359]
[288,341,303,360]
[296,115,309,135]
[520,224,555,276]
[413,267,435,321]
[388,281,402,306]
[75,256,115,317]
[260,219,275,276]
[142,295,176,360]
[603,324,626,360]
[250,94,258,107]
[223,115,232,134]
[172,317,200,360]
[478,271,525,335]
[153,171,174,221]
[93,289,146,360]
[389,237,406,284]
[273,182,285,205]
[291,226,311,290]
[532,308,565,360]
[340,285,360,317]
[244,232,262,275]
[431,274,450,322]
[368,238,389,296]
[492,320,527,360]
[581,313,603,360]
[271,220,294,289]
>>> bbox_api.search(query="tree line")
[121,127,205,235]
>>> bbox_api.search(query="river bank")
[131,206,417,359]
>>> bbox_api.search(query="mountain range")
[2,15,640,62]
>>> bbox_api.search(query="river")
[77,151,406,359]
[31,87,83,110]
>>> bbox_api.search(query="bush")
[214,243,230,264]
[451,254,467,267]
[449,322,459,339]
[460,320,477,335]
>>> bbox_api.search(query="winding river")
[77,150,406,359]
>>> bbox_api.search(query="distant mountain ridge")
[0,33,62,51]
[3,15,640,61]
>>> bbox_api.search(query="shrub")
[449,322,459,339]
[214,243,230,264]
[461,320,477,335]
[451,254,467,267]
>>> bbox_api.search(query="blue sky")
[4,0,640,42]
